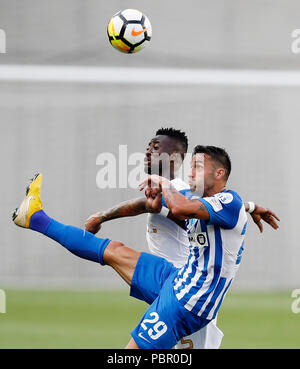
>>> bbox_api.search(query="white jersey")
[146,177,224,349]
[146,178,190,268]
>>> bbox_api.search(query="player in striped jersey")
[164,146,246,320]
[12,143,279,349]
[133,145,247,347]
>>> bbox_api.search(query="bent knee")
[102,240,141,286]
[103,241,125,263]
[103,240,141,270]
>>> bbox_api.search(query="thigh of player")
[130,252,176,305]
[103,240,142,286]
[131,271,210,349]
[105,244,176,305]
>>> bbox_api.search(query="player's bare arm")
[86,177,187,235]
[140,175,210,221]
[85,197,154,234]
[141,175,280,230]
[163,185,209,220]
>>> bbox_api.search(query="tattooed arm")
[85,197,154,234]
[162,184,210,221]
[142,176,280,230]
[141,176,280,229]
[141,175,210,221]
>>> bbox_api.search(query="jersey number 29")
[141,312,168,340]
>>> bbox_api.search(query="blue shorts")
[130,252,210,349]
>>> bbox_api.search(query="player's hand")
[85,212,103,234]
[139,175,170,192]
[250,205,280,233]
[145,186,162,213]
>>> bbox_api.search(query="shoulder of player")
[204,190,245,229]
[213,189,242,205]
[200,189,243,214]
[183,189,242,204]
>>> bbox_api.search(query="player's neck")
[204,183,226,197]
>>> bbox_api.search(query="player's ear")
[215,167,225,180]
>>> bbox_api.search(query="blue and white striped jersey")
[173,189,247,320]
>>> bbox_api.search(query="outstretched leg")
[103,241,140,285]
[12,173,140,286]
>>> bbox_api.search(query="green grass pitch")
[0,289,299,348]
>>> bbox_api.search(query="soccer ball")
[107,9,152,54]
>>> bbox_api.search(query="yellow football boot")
[12,173,43,228]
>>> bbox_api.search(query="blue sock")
[29,210,111,265]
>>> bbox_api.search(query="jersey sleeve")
[198,191,243,229]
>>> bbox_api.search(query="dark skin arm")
[85,196,185,234]
[85,197,149,234]
[141,176,210,220]
[86,177,280,234]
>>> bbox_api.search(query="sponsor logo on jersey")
[189,232,208,247]
[214,192,233,204]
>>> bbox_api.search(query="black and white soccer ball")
[107,9,152,53]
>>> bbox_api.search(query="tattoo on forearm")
[198,202,207,212]
[185,204,206,219]
[102,198,147,221]
[185,200,207,218]
[163,185,208,219]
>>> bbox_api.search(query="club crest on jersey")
[214,192,233,204]
[189,232,208,247]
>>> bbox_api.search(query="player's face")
[144,135,183,176]
[188,154,215,196]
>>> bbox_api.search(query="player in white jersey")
[85,128,279,349]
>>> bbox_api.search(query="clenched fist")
[85,212,103,234]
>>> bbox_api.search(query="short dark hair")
[155,127,188,152]
[192,145,231,179]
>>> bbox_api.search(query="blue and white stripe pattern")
[173,190,247,320]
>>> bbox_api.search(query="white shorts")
[174,318,224,349]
